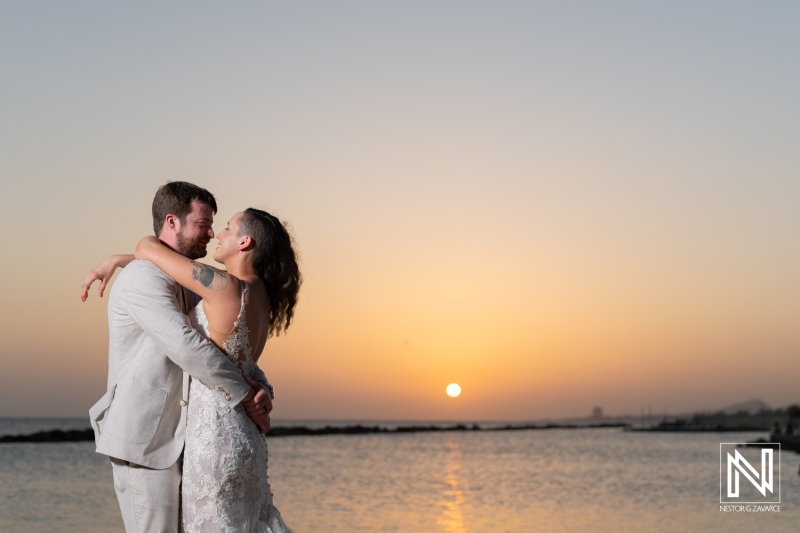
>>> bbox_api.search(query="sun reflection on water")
[437,437,466,533]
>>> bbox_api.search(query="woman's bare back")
[203,276,270,369]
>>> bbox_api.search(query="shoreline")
[0,422,630,443]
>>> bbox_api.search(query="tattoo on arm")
[191,262,229,291]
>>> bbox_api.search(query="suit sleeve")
[121,264,251,405]
[251,364,269,386]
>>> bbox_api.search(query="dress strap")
[236,280,248,326]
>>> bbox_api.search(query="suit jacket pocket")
[103,379,168,444]
[89,385,117,436]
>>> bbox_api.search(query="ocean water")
[0,420,796,532]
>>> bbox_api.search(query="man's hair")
[152,181,217,235]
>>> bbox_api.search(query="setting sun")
[446,383,461,398]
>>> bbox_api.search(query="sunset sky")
[1,2,798,422]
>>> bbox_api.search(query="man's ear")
[165,214,179,231]
[239,235,254,251]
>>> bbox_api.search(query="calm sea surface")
[0,419,796,532]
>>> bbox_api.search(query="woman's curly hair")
[238,208,301,336]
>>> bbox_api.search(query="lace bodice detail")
[190,284,256,378]
[183,282,292,533]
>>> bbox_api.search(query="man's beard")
[175,231,208,259]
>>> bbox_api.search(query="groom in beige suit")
[86,182,273,533]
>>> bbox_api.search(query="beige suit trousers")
[110,457,182,533]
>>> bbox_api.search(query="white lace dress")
[183,286,293,533]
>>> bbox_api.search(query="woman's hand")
[80,254,134,301]
[135,236,161,261]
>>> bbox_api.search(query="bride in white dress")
[134,208,300,533]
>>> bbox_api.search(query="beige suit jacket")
[89,260,266,469]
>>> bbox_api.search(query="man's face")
[175,200,215,259]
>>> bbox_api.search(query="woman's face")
[212,211,244,264]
